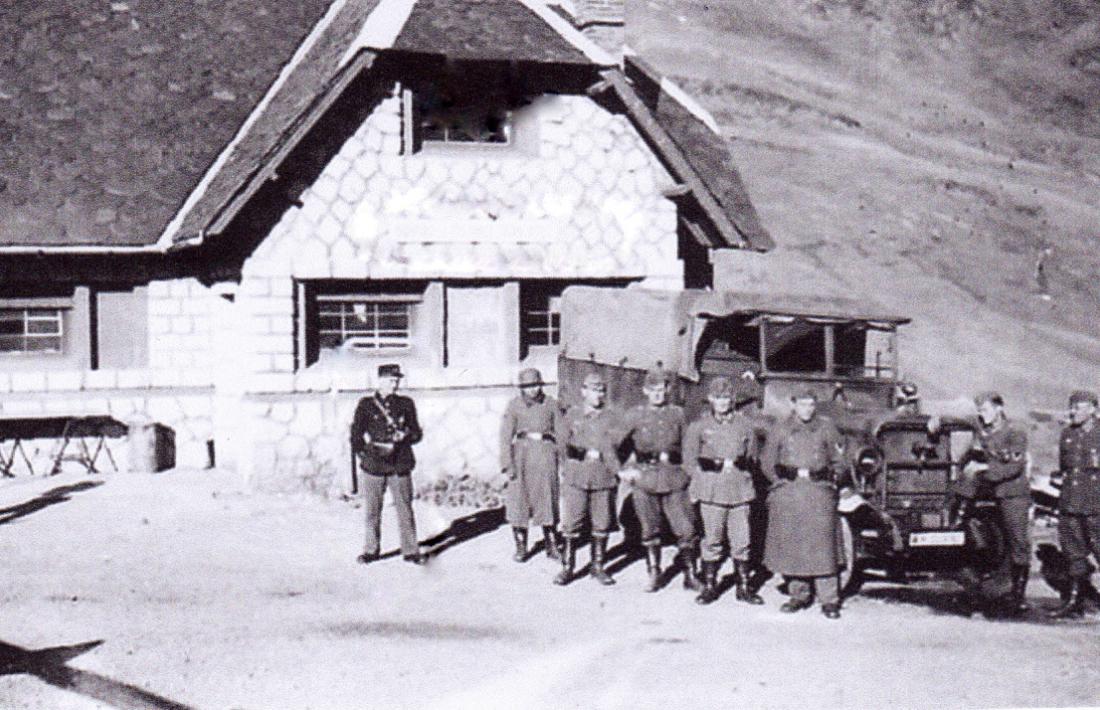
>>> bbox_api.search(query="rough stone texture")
[147,277,218,385]
[241,89,680,283]
[229,88,684,491]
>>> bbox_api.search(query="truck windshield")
[761,317,896,379]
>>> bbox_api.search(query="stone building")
[0,0,772,493]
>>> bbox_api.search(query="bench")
[0,416,127,477]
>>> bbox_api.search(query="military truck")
[558,286,1011,599]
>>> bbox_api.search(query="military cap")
[643,368,672,387]
[899,382,920,401]
[582,371,606,390]
[973,390,1004,407]
[791,388,818,402]
[707,377,734,398]
[378,363,404,378]
[517,368,545,388]
[1069,390,1098,406]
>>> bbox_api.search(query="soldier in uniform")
[499,367,561,563]
[350,364,425,565]
[619,368,701,593]
[968,392,1032,613]
[684,377,763,605]
[1049,390,1100,618]
[554,371,620,586]
[761,389,845,619]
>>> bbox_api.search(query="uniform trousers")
[699,501,751,562]
[561,485,616,538]
[1060,512,1100,577]
[998,496,1032,566]
[363,472,418,557]
[634,487,696,549]
[788,575,839,606]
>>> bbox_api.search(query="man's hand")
[361,431,373,445]
[391,429,406,443]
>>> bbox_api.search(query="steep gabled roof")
[0,0,335,248]
[0,0,774,254]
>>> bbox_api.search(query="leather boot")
[680,548,703,592]
[734,560,764,605]
[694,560,719,605]
[553,537,576,586]
[644,545,662,592]
[1049,577,1086,619]
[512,527,528,563]
[543,526,561,561]
[590,536,615,586]
[1010,564,1031,614]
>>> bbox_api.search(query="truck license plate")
[909,531,965,547]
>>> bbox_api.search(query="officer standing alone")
[1049,390,1100,618]
[684,377,763,605]
[761,390,845,619]
[619,368,701,593]
[499,368,562,563]
[351,364,425,565]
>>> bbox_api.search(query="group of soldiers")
[349,363,1100,621]
[498,366,847,617]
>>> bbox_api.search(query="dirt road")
[1,470,1097,709]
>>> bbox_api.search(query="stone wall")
[226,84,684,491]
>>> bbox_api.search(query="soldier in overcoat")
[350,364,425,565]
[760,389,845,619]
[499,367,562,562]
[554,371,620,586]
[1050,390,1100,618]
[619,368,701,593]
[683,377,763,605]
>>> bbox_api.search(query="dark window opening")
[0,308,64,353]
[519,282,563,357]
[763,320,827,374]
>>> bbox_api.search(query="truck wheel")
[839,515,864,598]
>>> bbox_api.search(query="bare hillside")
[630,0,1100,407]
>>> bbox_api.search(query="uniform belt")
[637,451,682,465]
[515,431,555,443]
[777,464,830,482]
[697,456,735,473]
[566,445,602,462]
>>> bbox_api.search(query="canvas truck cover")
[560,286,910,381]
[559,286,698,378]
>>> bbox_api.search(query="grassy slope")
[630,0,1100,408]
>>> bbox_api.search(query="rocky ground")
[1,469,1098,710]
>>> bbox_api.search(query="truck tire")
[839,515,864,598]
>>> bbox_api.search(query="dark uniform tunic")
[973,419,1031,567]
[499,393,560,528]
[1058,418,1100,577]
[684,411,756,562]
[557,403,620,537]
[350,393,423,557]
[620,404,696,549]
[760,414,844,578]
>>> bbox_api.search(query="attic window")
[420,104,512,144]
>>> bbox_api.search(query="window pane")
[0,335,23,351]
[764,321,827,373]
[0,319,22,335]
[27,319,60,335]
[25,336,61,352]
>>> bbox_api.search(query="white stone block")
[330,198,352,224]
[316,213,343,245]
[151,299,181,316]
[10,372,47,393]
[293,239,331,279]
[172,316,193,335]
[0,373,10,393]
[269,354,295,372]
[241,278,270,297]
[151,370,182,388]
[247,373,296,394]
[339,171,367,204]
[5,399,45,415]
[249,296,293,317]
[117,369,151,389]
[310,173,340,204]
[83,370,117,390]
[267,316,295,336]
[45,370,81,392]
[299,196,327,227]
[147,280,172,298]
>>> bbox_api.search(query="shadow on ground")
[0,481,102,527]
[0,638,194,709]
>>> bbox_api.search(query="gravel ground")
[1,470,1097,710]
